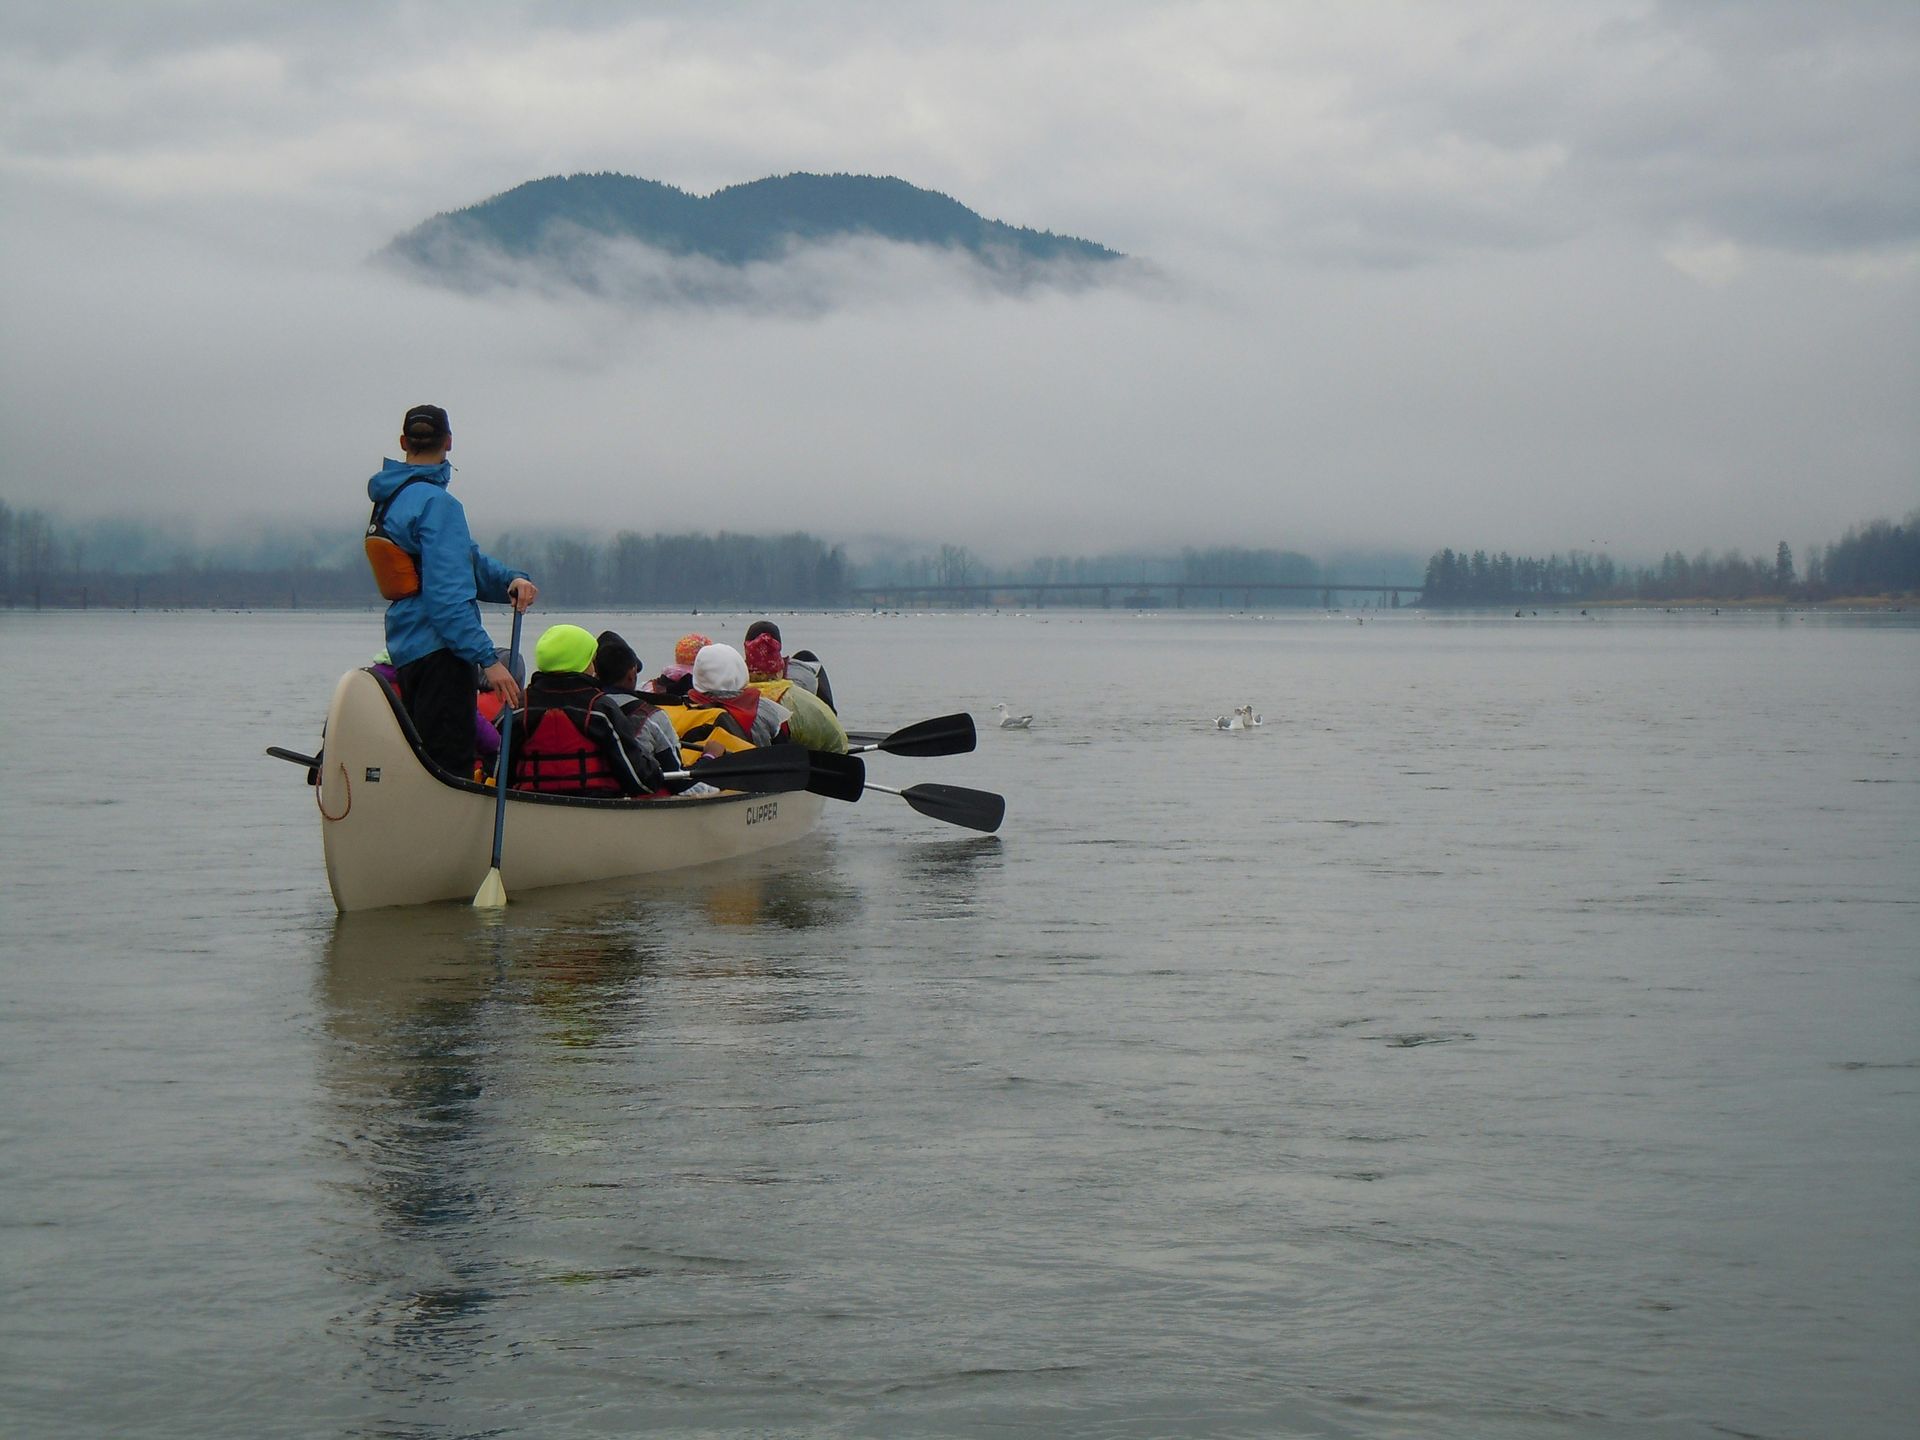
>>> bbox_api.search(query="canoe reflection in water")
[312,851,877,1425]
[317,904,514,1401]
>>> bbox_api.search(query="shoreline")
[2,596,1913,617]
[1583,594,1912,611]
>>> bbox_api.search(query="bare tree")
[934,543,978,587]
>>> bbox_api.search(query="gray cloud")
[1,1,1914,563]
[9,1,1915,263]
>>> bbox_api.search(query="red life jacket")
[510,704,623,795]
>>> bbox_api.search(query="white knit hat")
[692,643,748,697]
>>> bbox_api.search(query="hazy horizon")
[14,495,1915,589]
[3,2,1915,559]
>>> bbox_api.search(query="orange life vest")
[364,476,426,601]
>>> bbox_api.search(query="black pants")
[397,648,476,777]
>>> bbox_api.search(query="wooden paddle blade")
[472,867,507,908]
[805,751,866,803]
[688,745,812,794]
[872,712,976,758]
[901,782,1005,833]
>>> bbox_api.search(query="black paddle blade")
[864,712,976,758]
[688,746,811,794]
[899,782,1005,834]
[805,751,867,803]
[266,744,322,786]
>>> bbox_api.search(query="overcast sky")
[2,0,1915,561]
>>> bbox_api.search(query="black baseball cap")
[402,404,450,443]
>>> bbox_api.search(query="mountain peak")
[377,170,1124,300]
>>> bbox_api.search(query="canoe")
[313,669,824,912]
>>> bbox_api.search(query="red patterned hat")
[744,631,785,681]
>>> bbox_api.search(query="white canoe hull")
[316,669,824,911]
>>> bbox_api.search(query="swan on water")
[993,703,1034,730]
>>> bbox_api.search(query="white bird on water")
[993,703,1034,730]
[1215,706,1262,730]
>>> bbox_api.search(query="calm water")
[2,607,1915,1439]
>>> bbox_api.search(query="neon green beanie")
[534,623,596,674]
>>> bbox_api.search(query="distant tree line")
[853,544,1341,606]
[494,529,850,607]
[1422,549,1619,605]
[1811,516,1920,597]
[1422,512,1919,605]
[4,500,1347,611]
[0,501,853,609]
[9,493,1911,611]
[0,498,375,608]
[1176,547,1322,604]
[0,501,65,604]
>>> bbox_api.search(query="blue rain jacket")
[367,459,525,668]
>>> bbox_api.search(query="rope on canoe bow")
[316,763,350,822]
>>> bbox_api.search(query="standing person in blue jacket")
[365,403,538,777]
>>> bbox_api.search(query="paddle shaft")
[487,610,525,871]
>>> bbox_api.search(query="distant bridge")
[846,580,1421,609]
